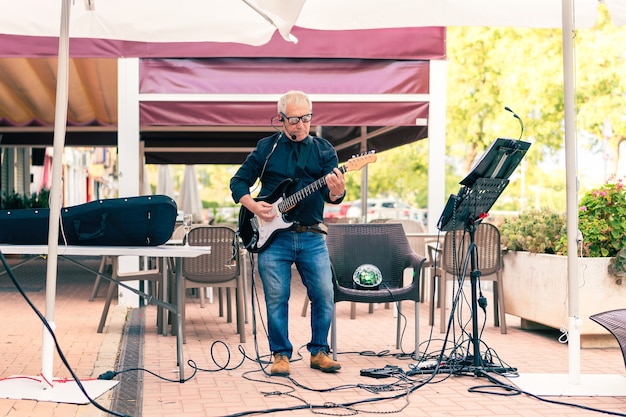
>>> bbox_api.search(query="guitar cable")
[252,131,283,196]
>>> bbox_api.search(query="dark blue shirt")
[230,131,340,226]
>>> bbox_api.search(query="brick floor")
[1,254,626,417]
[0,256,122,417]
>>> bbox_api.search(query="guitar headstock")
[342,151,377,173]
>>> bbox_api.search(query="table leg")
[175,256,184,381]
[240,249,249,324]
[160,257,169,336]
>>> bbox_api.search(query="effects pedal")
[360,365,403,379]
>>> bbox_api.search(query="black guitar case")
[0,195,177,246]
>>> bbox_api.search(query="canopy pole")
[42,0,71,386]
[562,0,581,384]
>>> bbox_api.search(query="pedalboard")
[359,365,403,379]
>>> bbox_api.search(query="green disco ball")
[352,264,382,289]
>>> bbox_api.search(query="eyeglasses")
[280,112,313,125]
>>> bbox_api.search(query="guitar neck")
[278,165,347,213]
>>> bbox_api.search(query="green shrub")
[499,207,566,254]
[577,178,626,258]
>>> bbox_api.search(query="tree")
[447,26,564,175]
[574,9,626,178]
[364,140,429,208]
[444,6,626,212]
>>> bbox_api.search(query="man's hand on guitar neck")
[240,194,277,223]
[326,167,346,202]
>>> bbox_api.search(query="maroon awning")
[139,58,430,127]
[0,26,445,164]
[0,27,445,60]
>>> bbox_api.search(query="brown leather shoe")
[310,351,341,373]
[271,353,290,376]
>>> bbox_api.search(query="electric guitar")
[238,152,377,253]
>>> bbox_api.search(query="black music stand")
[436,138,530,375]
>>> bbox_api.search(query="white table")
[0,244,210,381]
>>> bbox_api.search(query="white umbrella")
[156,165,176,200]
[0,0,302,45]
[177,165,204,223]
[294,0,626,29]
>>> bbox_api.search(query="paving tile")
[2,254,626,417]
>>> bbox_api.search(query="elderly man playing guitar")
[230,90,357,376]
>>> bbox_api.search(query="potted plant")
[498,178,626,347]
[499,207,566,254]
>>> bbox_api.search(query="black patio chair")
[590,309,626,370]
[327,223,426,360]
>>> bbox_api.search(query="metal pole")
[42,0,71,386]
[562,0,581,384]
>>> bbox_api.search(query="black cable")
[176,233,623,417]
[0,251,131,417]
[1,245,447,417]
[423,235,520,381]
[246,251,275,378]
[103,359,198,384]
[212,250,441,417]
[172,225,621,417]
[186,342,246,373]
[469,370,626,416]
[377,282,421,361]
[225,376,425,417]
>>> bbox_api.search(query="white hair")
[277,90,312,114]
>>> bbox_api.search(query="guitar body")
[238,179,295,253]
[237,152,377,253]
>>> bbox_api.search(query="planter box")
[503,251,626,348]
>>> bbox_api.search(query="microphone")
[268,115,298,141]
[505,106,524,140]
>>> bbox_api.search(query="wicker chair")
[181,225,245,343]
[96,256,163,333]
[590,309,626,370]
[327,223,426,359]
[432,222,507,334]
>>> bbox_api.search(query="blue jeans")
[257,230,334,359]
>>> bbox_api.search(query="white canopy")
[0,0,302,44]
[295,0,626,29]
